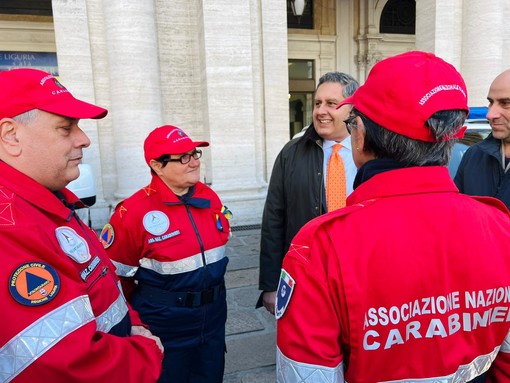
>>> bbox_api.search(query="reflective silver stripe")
[276,347,344,383]
[382,346,497,383]
[95,290,129,333]
[0,296,95,383]
[277,345,500,383]
[140,245,226,275]
[500,330,510,353]
[111,259,139,277]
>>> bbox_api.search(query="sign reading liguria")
[0,51,58,75]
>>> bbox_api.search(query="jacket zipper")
[185,205,207,267]
[88,266,109,290]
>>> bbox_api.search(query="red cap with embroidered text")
[0,68,107,120]
[337,51,469,142]
[144,125,209,165]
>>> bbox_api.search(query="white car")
[448,110,491,178]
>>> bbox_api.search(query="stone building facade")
[0,0,508,229]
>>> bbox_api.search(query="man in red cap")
[0,68,163,382]
[102,125,232,383]
[276,52,510,383]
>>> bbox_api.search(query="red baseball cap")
[337,51,469,142]
[144,125,209,165]
[0,68,107,119]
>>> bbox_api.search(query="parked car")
[66,163,96,227]
[448,107,491,178]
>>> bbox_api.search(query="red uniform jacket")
[276,166,510,383]
[103,176,230,349]
[0,161,162,383]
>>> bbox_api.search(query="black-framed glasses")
[160,149,202,165]
[343,114,359,135]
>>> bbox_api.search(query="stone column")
[416,0,462,62]
[102,0,163,198]
[460,0,505,105]
[260,0,290,177]
[52,0,110,226]
[416,0,506,106]
[197,0,289,226]
[416,0,510,106]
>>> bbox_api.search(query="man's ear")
[0,118,21,156]
[352,122,366,152]
[353,122,377,163]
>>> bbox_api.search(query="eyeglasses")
[160,149,203,165]
[343,114,359,135]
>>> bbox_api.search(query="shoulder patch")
[275,269,296,320]
[221,205,233,220]
[99,224,115,249]
[9,262,60,306]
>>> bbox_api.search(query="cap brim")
[39,98,108,119]
[336,96,354,110]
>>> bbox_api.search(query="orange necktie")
[326,143,346,211]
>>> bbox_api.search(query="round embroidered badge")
[142,211,170,236]
[9,262,60,306]
[99,223,115,249]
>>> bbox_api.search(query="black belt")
[138,282,225,308]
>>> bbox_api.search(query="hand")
[131,325,164,353]
[262,291,276,315]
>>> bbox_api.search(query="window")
[0,0,52,16]
[288,60,315,138]
[380,0,415,35]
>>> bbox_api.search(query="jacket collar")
[301,123,322,146]
[151,175,211,208]
[477,133,503,160]
[347,165,458,206]
[353,158,406,189]
[0,161,79,220]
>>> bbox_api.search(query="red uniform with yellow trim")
[276,166,510,383]
[0,161,163,383]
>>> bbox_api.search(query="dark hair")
[355,108,467,166]
[155,154,170,168]
[317,72,359,98]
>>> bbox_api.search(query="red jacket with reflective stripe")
[104,175,230,297]
[104,176,230,349]
[277,166,510,383]
[0,161,162,383]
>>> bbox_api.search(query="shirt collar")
[323,135,352,151]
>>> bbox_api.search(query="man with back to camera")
[276,51,510,383]
[0,68,163,383]
[455,69,510,208]
[258,72,359,314]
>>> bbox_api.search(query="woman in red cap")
[101,125,232,383]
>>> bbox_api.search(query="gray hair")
[12,109,39,125]
[357,109,467,166]
[317,72,359,98]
